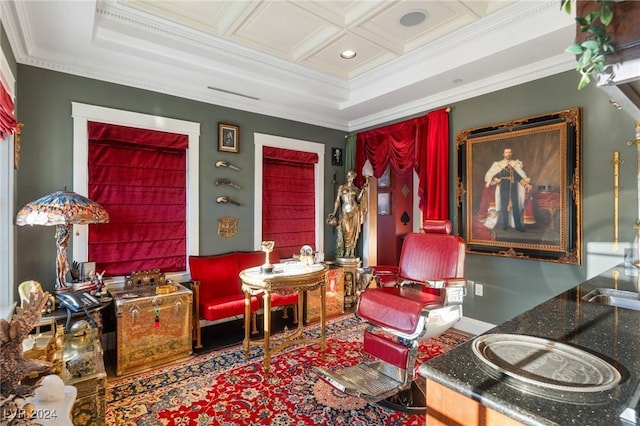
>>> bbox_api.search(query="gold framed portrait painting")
[218,123,239,153]
[456,108,582,265]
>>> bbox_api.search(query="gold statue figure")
[326,170,369,258]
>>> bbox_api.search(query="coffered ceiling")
[1,0,577,131]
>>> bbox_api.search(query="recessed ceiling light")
[400,10,427,27]
[340,50,356,59]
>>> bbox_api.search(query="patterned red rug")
[106,314,470,425]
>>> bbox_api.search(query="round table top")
[240,262,328,291]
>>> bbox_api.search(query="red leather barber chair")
[313,220,466,413]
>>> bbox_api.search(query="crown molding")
[348,54,576,131]
[1,0,578,132]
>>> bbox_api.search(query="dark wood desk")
[38,298,112,333]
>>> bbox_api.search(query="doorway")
[376,167,413,266]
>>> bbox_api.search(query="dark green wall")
[13,62,639,326]
[14,65,346,295]
[453,71,638,325]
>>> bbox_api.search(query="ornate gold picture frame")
[218,123,239,153]
[456,108,582,264]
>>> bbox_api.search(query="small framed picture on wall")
[218,123,239,153]
[331,147,343,166]
[378,192,391,215]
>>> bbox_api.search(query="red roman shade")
[87,122,188,276]
[262,147,318,259]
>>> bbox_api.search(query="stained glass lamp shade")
[16,190,109,292]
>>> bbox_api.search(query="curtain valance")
[88,121,188,150]
[0,83,17,137]
[355,109,449,220]
[263,146,318,164]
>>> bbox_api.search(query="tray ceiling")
[1,0,577,130]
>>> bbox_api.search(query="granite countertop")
[419,265,640,426]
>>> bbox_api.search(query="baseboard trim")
[453,316,495,336]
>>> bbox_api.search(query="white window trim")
[0,51,15,309]
[253,133,325,256]
[71,102,200,284]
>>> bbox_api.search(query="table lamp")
[16,190,109,293]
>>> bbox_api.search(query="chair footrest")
[313,361,404,402]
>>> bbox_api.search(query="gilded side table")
[240,263,328,374]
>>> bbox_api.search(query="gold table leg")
[320,282,326,352]
[263,291,272,374]
[297,291,304,332]
[243,292,251,359]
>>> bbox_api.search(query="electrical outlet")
[475,283,484,297]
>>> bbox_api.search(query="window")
[262,146,318,259]
[254,133,324,257]
[87,122,188,275]
[72,103,199,284]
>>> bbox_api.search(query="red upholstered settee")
[188,251,298,348]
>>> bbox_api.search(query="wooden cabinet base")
[425,379,523,426]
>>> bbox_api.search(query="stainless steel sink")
[582,288,640,311]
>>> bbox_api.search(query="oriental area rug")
[105,314,470,425]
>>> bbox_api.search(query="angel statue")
[326,170,369,258]
[1,291,55,425]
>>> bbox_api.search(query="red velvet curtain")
[262,147,318,259]
[419,109,449,220]
[0,83,17,137]
[355,117,426,181]
[87,122,188,276]
[355,108,449,220]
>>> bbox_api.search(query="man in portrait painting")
[479,147,534,232]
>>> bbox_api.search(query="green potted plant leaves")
[563,0,618,89]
